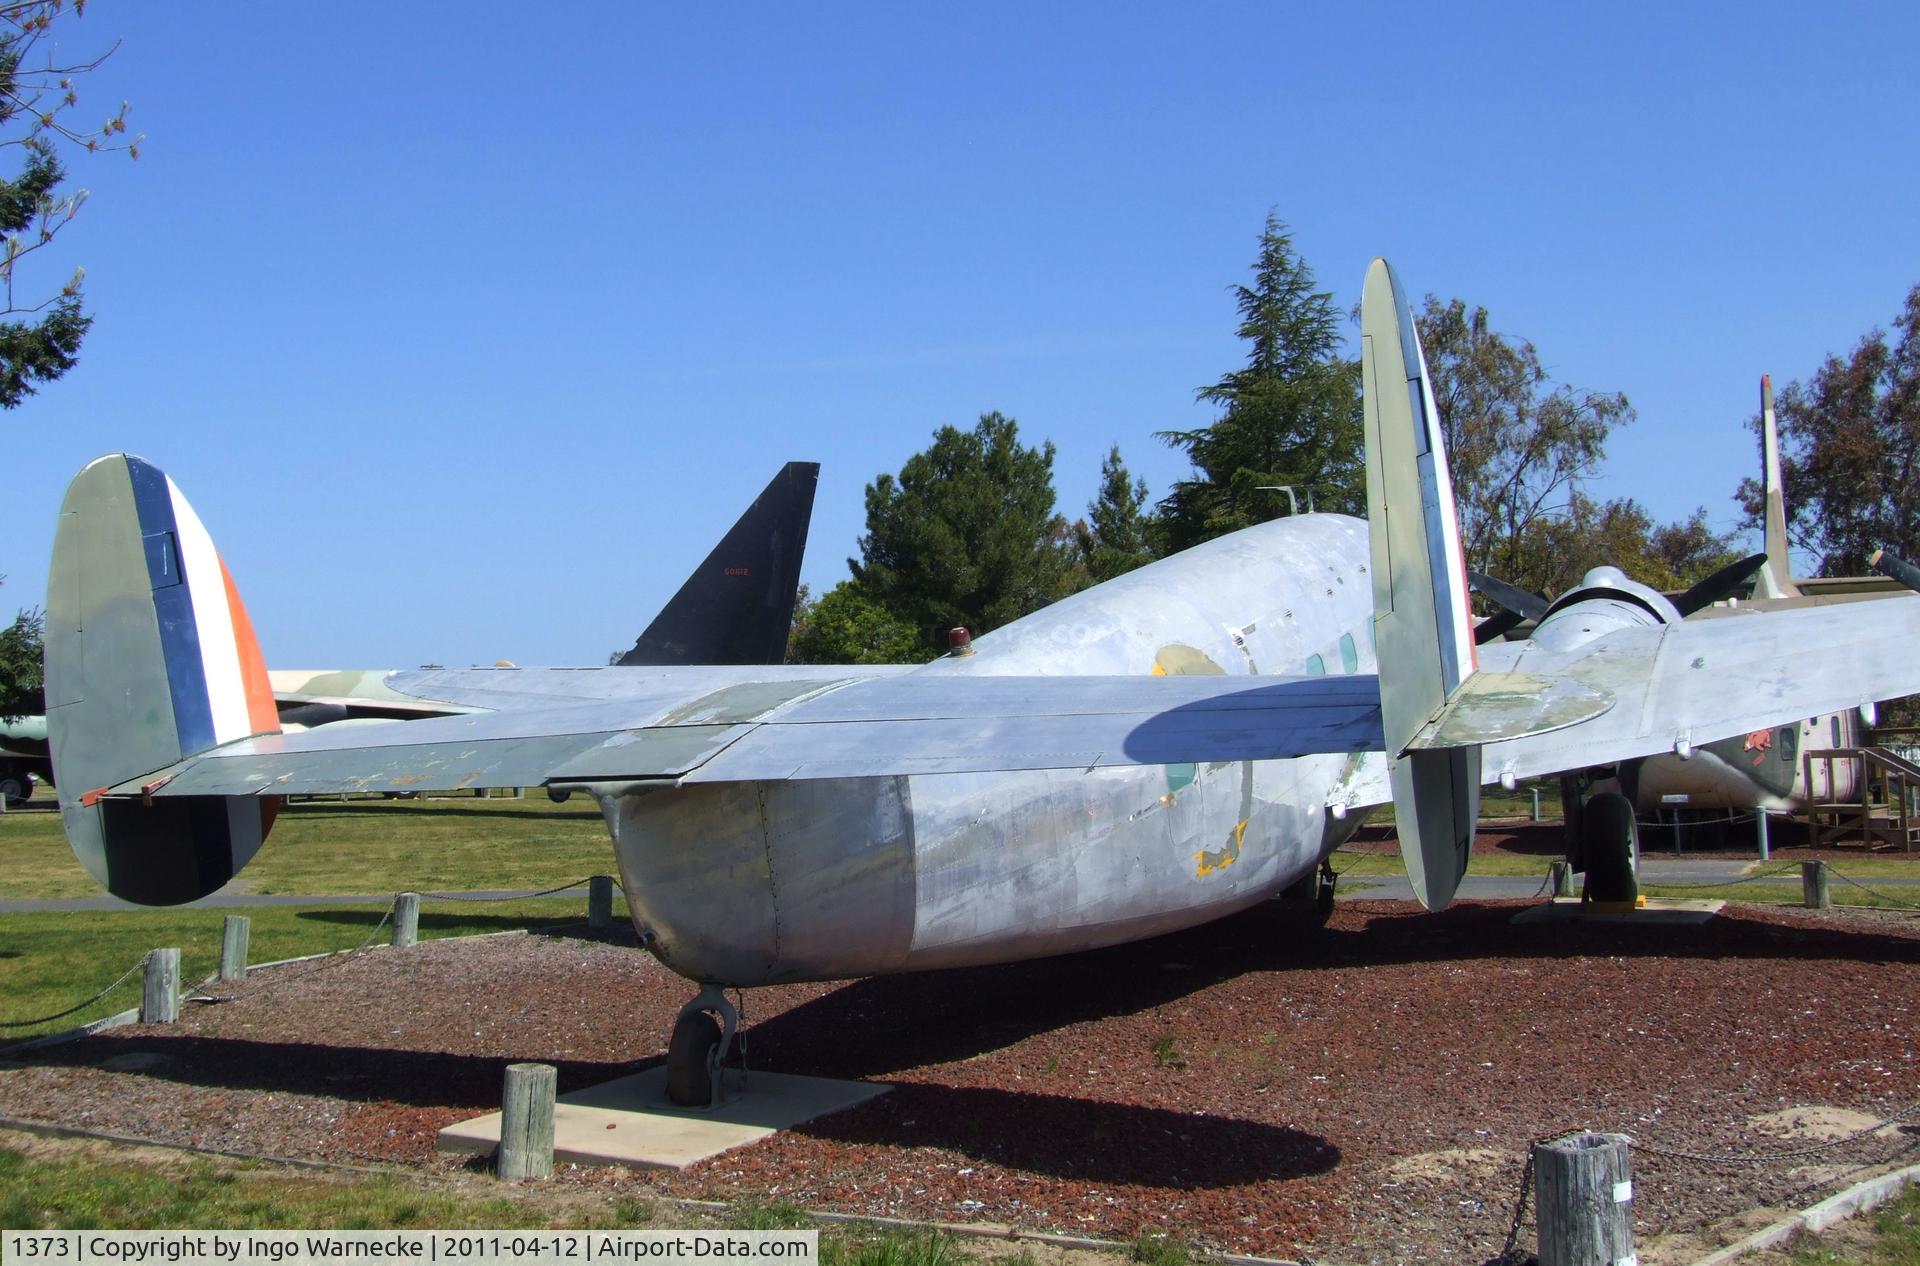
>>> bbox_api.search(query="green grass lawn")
[1334,849,1555,878]
[0,897,588,1042]
[0,795,614,902]
[0,1140,1070,1266]
[1786,1180,1920,1264]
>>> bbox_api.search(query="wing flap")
[687,677,1383,781]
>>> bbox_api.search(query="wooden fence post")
[497,1062,556,1180]
[1802,860,1831,909]
[141,948,179,1024]
[393,892,420,947]
[219,916,251,981]
[588,875,614,930]
[1549,861,1573,898]
[1534,1131,1633,1266]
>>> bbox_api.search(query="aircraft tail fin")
[1360,258,1481,911]
[616,461,820,666]
[45,455,283,905]
[1755,375,1799,599]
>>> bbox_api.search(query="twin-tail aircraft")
[44,259,1920,1105]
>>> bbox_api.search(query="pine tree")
[1073,445,1156,582]
[853,411,1082,653]
[1156,214,1363,550]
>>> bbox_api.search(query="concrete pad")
[1510,896,1725,926]
[437,1068,889,1170]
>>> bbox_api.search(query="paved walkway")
[1340,856,1920,904]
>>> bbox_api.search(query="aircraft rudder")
[1757,374,1797,598]
[47,454,282,905]
[618,461,820,666]
[1360,258,1481,910]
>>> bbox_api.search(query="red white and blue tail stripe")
[123,456,280,755]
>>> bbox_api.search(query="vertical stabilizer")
[1755,375,1799,599]
[46,455,283,905]
[617,462,820,666]
[1361,258,1481,911]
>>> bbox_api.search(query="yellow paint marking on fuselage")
[1196,819,1247,877]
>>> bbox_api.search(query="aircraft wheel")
[0,773,27,807]
[665,1009,722,1107]
[1580,791,1640,905]
[1283,864,1336,924]
[546,787,572,804]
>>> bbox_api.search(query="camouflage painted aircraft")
[0,713,49,806]
[43,259,1920,1106]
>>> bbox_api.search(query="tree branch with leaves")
[0,0,137,408]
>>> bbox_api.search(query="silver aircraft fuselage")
[606,514,1386,987]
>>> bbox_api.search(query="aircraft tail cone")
[45,455,283,905]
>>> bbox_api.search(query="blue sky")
[5,4,1917,666]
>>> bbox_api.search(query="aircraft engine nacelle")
[1529,566,1683,655]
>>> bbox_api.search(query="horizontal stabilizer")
[1405,671,1614,751]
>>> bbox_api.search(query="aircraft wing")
[1436,593,1920,782]
[116,673,1385,799]
[104,588,1920,803]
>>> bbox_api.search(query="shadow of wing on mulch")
[786,1081,1338,1188]
[24,1033,656,1108]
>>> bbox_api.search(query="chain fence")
[1827,869,1920,910]
[4,875,615,1035]
[1492,1100,1920,1262]
[420,876,614,903]
[0,955,149,1029]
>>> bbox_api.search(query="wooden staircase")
[1805,746,1920,850]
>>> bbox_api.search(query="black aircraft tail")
[616,462,820,666]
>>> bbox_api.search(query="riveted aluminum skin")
[609,513,1385,986]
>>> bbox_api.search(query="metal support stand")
[1755,809,1771,861]
[670,983,741,1109]
[1530,787,1542,822]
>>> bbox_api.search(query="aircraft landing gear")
[1580,790,1640,909]
[666,983,739,1108]
[1282,859,1339,923]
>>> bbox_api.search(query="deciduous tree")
[1736,283,1920,577]
[0,1,138,409]
[1157,214,1363,550]
[1415,295,1636,590]
[785,580,927,665]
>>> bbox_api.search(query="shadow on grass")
[278,801,600,824]
[292,909,591,935]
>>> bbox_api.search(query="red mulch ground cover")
[2,897,1916,1263]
